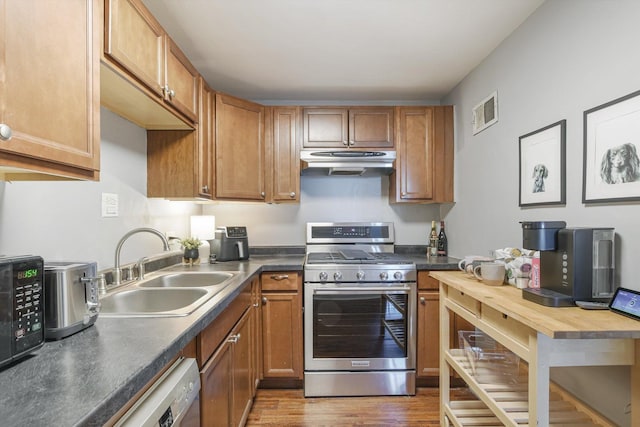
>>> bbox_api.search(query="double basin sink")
[100,271,238,317]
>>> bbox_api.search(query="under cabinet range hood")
[300,150,396,176]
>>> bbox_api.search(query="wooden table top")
[431,270,640,339]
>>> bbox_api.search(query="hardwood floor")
[246,387,471,426]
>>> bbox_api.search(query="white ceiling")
[142,0,545,103]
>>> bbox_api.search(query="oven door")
[304,282,416,371]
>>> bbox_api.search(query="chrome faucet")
[113,227,170,286]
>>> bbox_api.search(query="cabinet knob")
[289,192,296,198]
[261,191,265,198]
[342,140,348,145]
[227,333,240,343]
[348,141,355,146]
[0,124,12,141]
[401,192,406,197]
[262,296,268,305]
[420,296,426,304]
[202,185,209,193]
[163,85,175,99]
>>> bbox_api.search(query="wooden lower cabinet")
[200,307,253,427]
[260,272,303,383]
[197,281,255,426]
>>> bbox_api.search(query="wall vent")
[472,91,498,135]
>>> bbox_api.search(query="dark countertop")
[0,252,457,426]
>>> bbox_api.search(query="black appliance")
[0,255,45,368]
[521,221,616,307]
[208,226,249,262]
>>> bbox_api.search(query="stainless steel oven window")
[312,292,408,359]
[304,282,416,371]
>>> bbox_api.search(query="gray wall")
[443,1,640,424]
[0,108,201,269]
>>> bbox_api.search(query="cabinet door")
[105,0,164,97]
[417,291,440,378]
[147,129,199,198]
[164,37,199,122]
[231,309,253,427]
[197,79,214,199]
[349,107,394,148]
[302,108,348,148]
[215,94,265,200]
[200,338,233,426]
[390,106,454,203]
[0,0,100,179]
[269,107,300,202]
[394,107,435,201]
[261,292,303,379]
[250,278,261,394]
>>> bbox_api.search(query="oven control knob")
[319,272,328,282]
[356,271,365,280]
[394,271,403,280]
[334,272,343,281]
[379,272,388,280]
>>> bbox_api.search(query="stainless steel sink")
[99,271,238,317]
[138,272,235,288]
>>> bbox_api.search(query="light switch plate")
[102,193,119,217]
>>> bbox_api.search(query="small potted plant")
[180,237,202,264]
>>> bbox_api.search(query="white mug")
[458,256,493,275]
[473,262,506,286]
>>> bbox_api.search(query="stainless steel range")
[303,222,417,397]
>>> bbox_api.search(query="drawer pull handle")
[271,274,289,281]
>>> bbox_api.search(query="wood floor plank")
[247,387,473,426]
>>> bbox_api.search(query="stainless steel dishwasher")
[116,357,200,427]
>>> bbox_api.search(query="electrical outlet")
[102,193,119,217]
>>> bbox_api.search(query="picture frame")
[518,120,566,207]
[583,89,640,203]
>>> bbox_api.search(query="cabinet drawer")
[197,282,251,366]
[418,271,439,290]
[261,272,300,291]
[482,305,533,350]
[448,288,480,317]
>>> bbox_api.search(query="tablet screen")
[609,287,640,320]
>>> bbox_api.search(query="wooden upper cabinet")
[215,94,265,200]
[302,107,393,149]
[104,0,164,96]
[164,37,199,122]
[303,108,348,148]
[349,107,394,148]
[196,78,214,199]
[147,79,212,199]
[390,106,453,203]
[103,0,198,127]
[267,107,300,203]
[0,0,100,180]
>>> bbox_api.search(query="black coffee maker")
[521,221,616,307]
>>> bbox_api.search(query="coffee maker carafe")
[521,221,616,307]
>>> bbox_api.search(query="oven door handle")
[313,286,411,294]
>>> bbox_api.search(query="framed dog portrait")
[583,89,640,203]
[518,120,566,207]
